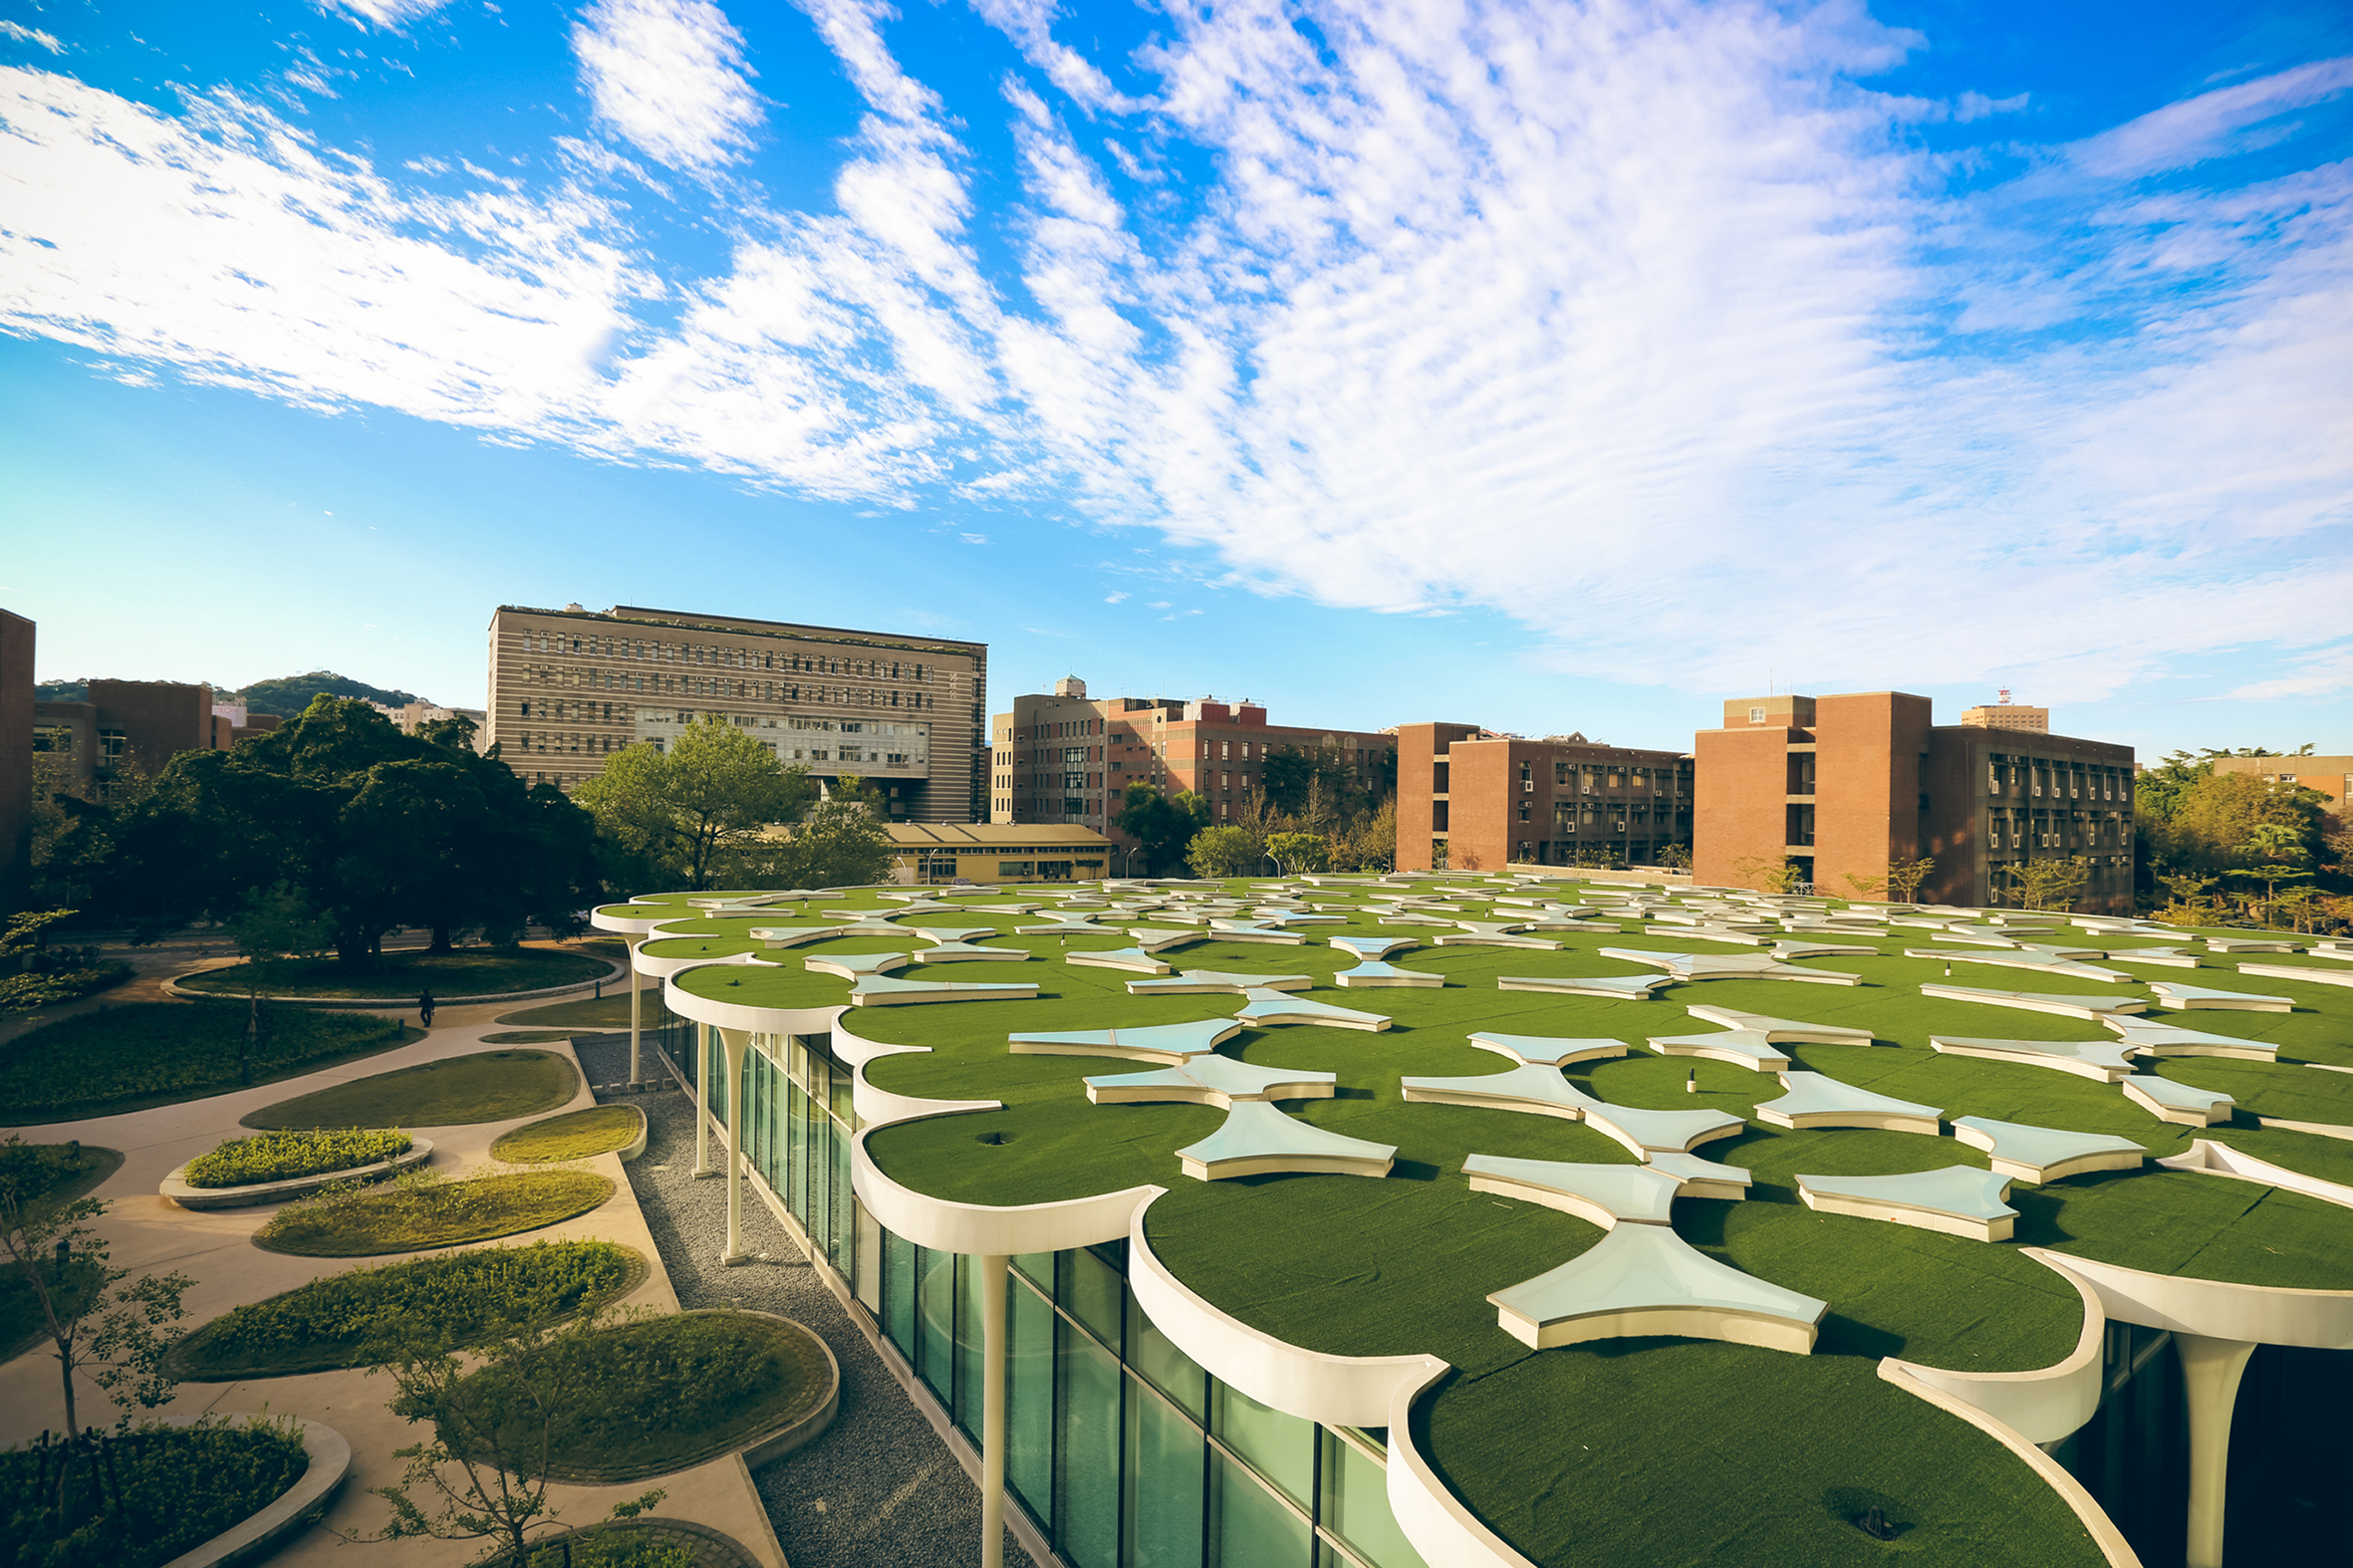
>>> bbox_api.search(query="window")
[1749,706,1766,723]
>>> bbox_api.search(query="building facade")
[486,605,987,823]
[2208,754,2352,818]
[883,822,1114,884]
[30,678,260,796]
[1959,696,2050,733]
[990,678,1392,843]
[372,699,489,752]
[1394,722,1694,873]
[1695,691,2136,912]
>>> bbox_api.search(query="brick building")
[30,678,268,795]
[2208,754,2352,818]
[1694,691,2135,912]
[1395,722,1695,873]
[990,677,1392,850]
[485,604,987,822]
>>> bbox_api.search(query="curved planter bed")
[163,955,628,1009]
[157,1413,351,1568]
[160,1138,435,1210]
[534,1309,841,1484]
[489,1104,649,1166]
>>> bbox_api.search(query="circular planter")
[489,1104,649,1167]
[161,1138,435,1210]
[163,954,628,1008]
[156,1412,351,1568]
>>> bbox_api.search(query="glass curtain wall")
[692,1023,1429,1568]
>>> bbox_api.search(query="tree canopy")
[1115,784,1211,876]
[573,715,816,891]
[66,696,602,967]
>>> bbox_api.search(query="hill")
[30,671,425,715]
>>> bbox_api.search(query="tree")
[1116,784,1210,876]
[225,886,337,1085]
[2224,821,2314,907]
[1656,842,1694,876]
[353,1307,666,1568]
[751,785,896,889]
[0,1141,190,1437]
[2003,856,2090,912]
[1732,856,1805,895]
[575,716,814,891]
[1187,826,1262,879]
[1840,856,1936,904]
[1265,832,1329,877]
[1336,800,1397,872]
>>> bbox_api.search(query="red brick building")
[1694,691,2135,912]
[1395,722,1695,873]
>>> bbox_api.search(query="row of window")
[519,628,939,683]
[687,1026,1431,1568]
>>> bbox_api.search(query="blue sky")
[2,0,2348,759]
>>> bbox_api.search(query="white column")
[979,1251,1008,1568]
[2177,1332,2255,1568]
[628,937,645,1086]
[721,1028,750,1264]
[693,1023,715,1177]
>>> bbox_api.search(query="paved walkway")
[0,1013,788,1568]
[576,1033,1035,1568]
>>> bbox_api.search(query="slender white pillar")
[693,1023,715,1177]
[627,936,645,1086]
[2177,1332,2255,1568]
[721,1028,750,1263]
[979,1252,1008,1568]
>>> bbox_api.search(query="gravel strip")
[577,1034,1033,1568]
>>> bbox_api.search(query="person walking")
[418,989,436,1028]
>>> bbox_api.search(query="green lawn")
[495,990,662,1030]
[644,878,2353,1568]
[455,1311,834,1482]
[253,1169,614,1255]
[492,1106,645,1163]
[178,946,609,999]
[0,1004,418,1125]
[242,1049,579,1131]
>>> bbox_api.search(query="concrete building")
[31,678,252,796]
[1959,692,2050,733]
[1395,722,1694,873]
[990,677,1392,841]
[884,822,1113,884]
[1695,691,2135,912]
[2208,753,2352,817]
[0,610,32,912]
[372,699,488,752]
[486,604,987,823]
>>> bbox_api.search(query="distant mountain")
[30,671,425,716]
[232,671,422,717]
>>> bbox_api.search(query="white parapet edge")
[2020,1246,2353,1348]
[1385,1364,1543,1568]
[1881,1251,2107,1444]
[1126,1193,1443,1429]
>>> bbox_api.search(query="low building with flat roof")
[884,822,1113,884]
[2208,753,2351,817]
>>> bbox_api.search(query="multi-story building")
[486,604,986,822]
[31,678,256,795]
[989,678,1393,844]
[1695,691,2135,912]
[2208,753,2352,818]
[1394,722,1694,873]
[1959,693,2050,733]
[372,699,489,752]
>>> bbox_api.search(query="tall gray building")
[486,604,986,823]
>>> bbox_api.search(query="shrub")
[172,1240,640,1378]
[0,1415,308,1568]
[0,1004,407,1121]
[182,1129,413,1188]
[492,1106,643,1164]
[253,1169,614,1257]
[0,964,132,1013]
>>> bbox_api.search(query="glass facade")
[692,1024,1430,1568]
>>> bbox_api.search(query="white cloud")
[318,0,460,26]
[1,9,2346,705]
[2228,646,2353,701]
[572,0,763,173]
[961,531,989,543]
[0,21,64,53]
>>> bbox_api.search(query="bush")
[0,1415,308,1568]
[0,963,131,1014]
[527,1529,697,1568]
[0,1003,409,1123]
[254,1169,613,1257]
[171,1240,640,1378]
[182,1129,412,1188]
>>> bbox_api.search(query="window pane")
[1320,1433,1429,1568]
[954,1252,985,1437]
[1062,1245,1125,1350]
[1008,1275,1055,1529]
[1215,1383,1314,1512]
[1056,1319,1123,1568]
[917,1245,954,1402]
[1128,1380,1205,1568]
[885,1229,916,1359]
[1211,1450,1310,1568]
[830,1121,855,1273]
[1130,1291,1208,1422]
[1014,1251,1053,1291]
